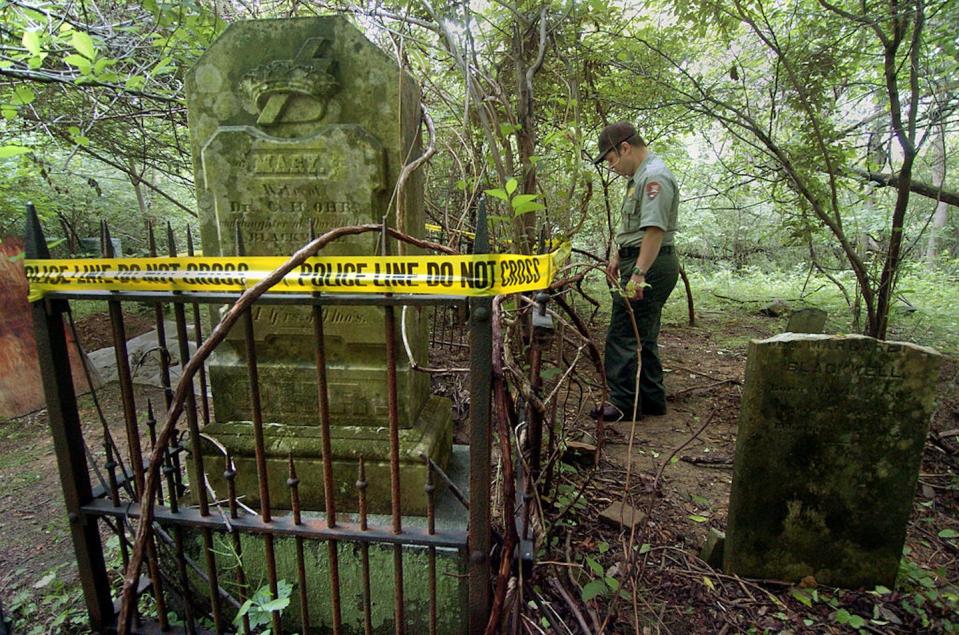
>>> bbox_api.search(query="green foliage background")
[1,0,956,345]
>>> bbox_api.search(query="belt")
[619,244,674,258]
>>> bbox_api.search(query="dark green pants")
[604,246,680,417]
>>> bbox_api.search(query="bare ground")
[1,309,957,633]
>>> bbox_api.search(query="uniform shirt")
[615,152,680,249]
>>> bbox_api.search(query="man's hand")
[605,252,620,284]
[628,272,647,300]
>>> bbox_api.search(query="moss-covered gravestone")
[184,17,451,514]
[785,307,827,334]
[725,334,941,587]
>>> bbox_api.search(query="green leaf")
[22,30,42,56]
[938,529,958,539]
[604,576,619,591]
[499,122,520,136]
[688,514,709,523]
[151,56,173,76]
[505,178,518,195]
[638,543,651,554]
[703,576,715,591]
[63,54,91,70]
[71,31,96,60]
[540,367,561,380]
[513,201,545,216]
[260,596,290,612]
[484,188,509,201]
[585,556,604,576]
[0,145,31,159]
[873,585,892,595]
[125,75,146,90]
[597,541,609,554]
[11,85,35,105]
[511,193,540,207]
[791,588,813,607]
[581,579,607,602]
[455,178,467,191]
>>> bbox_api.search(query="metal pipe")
[225,454,250,635]
[104,222,168,629]
[186,229,210,426]
[357,459,373,635]
[236,224,281,635]
[426,462,437,635]
[384,303,406,634]
[288,455,311,635]
[168,223,223,633]
[312,304,344,633]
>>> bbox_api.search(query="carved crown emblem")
[240,37,339,125]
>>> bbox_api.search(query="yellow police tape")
[25,244,570,302]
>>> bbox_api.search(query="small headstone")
[599,501,646,529]
[760,299,790,317]
[562,440,597,465]
[786,308,827,334]
[700,528,725,569]
[725,334,941,587]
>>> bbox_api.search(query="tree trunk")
[925,122,948,265]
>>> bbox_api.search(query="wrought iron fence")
[26,203,494,634]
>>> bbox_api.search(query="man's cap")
[592,122,638,165]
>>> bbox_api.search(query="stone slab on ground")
[725,334,942,587]
[86,321,196,389]
[599,501,646,529]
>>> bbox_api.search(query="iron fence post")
[468,198,492,633]
[24,204,113,630]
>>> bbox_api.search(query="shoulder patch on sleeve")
[645,181,661,200]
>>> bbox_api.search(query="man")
[592,122,680,422]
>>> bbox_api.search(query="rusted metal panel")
[0,237,99,419]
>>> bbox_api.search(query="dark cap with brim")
[591,121,638,165]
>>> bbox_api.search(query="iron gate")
[26,202,494,634]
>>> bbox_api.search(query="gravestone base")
[198,395,452,515]
[177,446,470,635]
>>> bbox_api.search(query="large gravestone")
[185,17,450,514]
[725,334,941,587]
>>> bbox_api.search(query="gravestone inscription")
[725,334,941,587]
[185,17,449,514]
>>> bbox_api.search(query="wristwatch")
[632,266,646,277]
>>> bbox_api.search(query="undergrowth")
[652,259,959,355]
